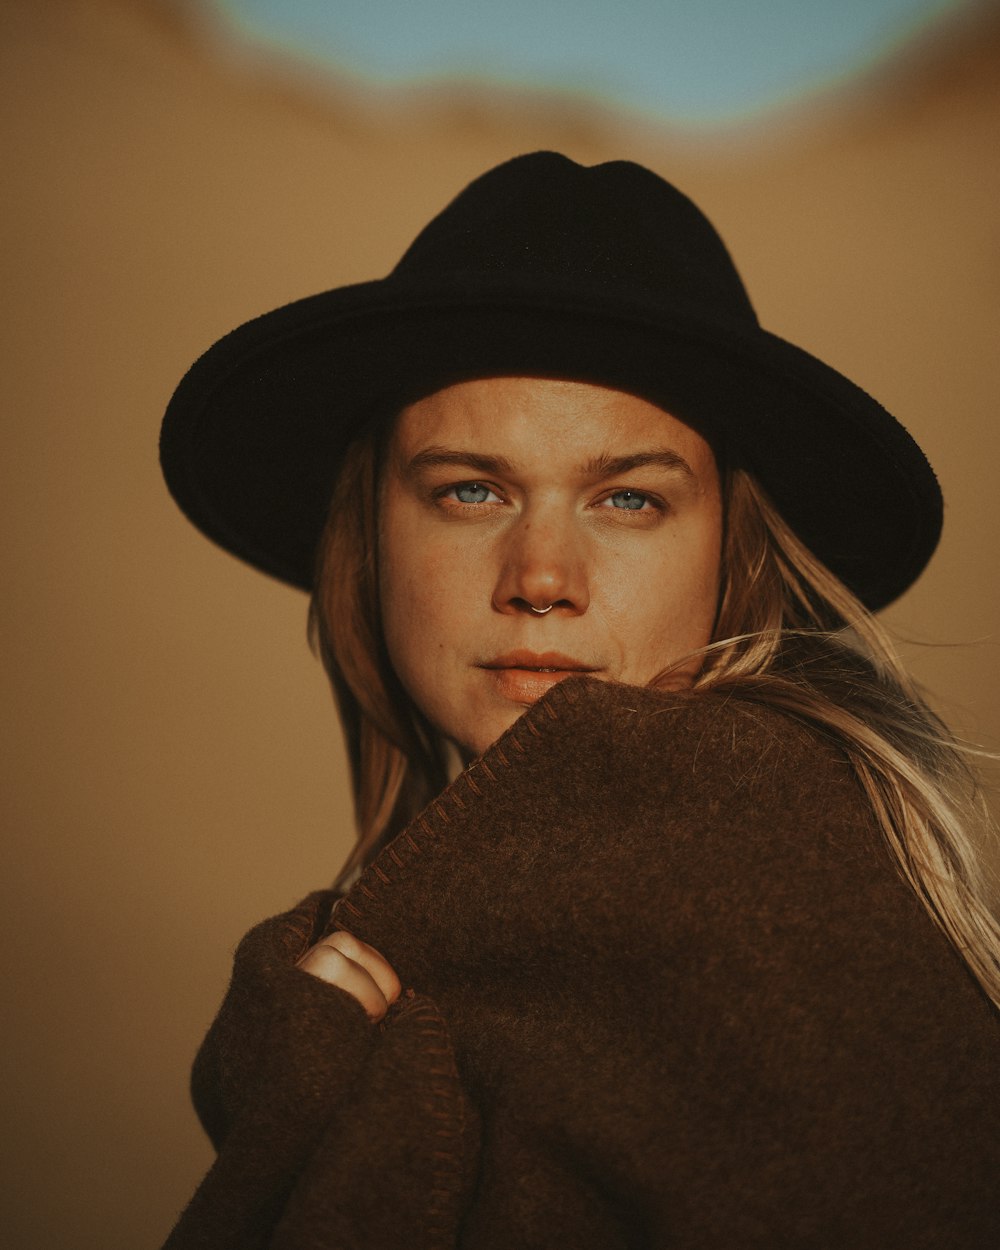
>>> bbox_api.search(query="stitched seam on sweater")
[394,997,469,1247]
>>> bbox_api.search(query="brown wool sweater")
[164,678,1000,1249]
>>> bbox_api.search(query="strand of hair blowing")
[311,442,1000,1008]
[688,470,1000,1009]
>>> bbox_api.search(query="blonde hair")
[309,437,1000,1008]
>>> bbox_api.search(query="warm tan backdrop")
[2,1,998,1246]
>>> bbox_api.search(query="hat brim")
[160,274,941,610]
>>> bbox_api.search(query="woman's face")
[379,377,723,758]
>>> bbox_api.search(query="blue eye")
[453,482,492,504]
[608,489,649,511]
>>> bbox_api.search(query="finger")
[322,930,402,1007]
[296,943,389,1021]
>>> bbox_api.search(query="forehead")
[390,376,716,469]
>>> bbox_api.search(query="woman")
[160,153,1000,1247]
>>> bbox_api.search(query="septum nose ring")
[529,604,554,615]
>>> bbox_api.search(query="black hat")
[160,151,941,609]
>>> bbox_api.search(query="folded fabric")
[165,678,1000,1248]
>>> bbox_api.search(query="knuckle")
[300,944,349,974]
[327,929,362,958]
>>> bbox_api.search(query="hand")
[295,929,402,1023]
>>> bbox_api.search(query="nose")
[491,510,590,617]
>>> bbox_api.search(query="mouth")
[478,653,601,706]
[480,651,600,674]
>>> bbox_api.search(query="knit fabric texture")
[163,677,1000,1248]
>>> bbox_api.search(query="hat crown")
[393,152,758,328]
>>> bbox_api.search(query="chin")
[447,707,525,762]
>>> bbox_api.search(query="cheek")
[379,512,471,688]
[599,522,722,672]
[676,525,724,646]
[383,532,457,623]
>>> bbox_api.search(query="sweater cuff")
[190,891,373,1149]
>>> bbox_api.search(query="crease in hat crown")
[392,153,760,327]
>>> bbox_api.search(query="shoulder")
[481,675,856,826]
[464,676,906,943]
[499,673,828,761]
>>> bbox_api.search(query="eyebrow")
[406,447,516,476]
[583,450,696,480]
[405,446,696,480]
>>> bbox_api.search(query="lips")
[481,651,599,673]
[479,652,600,705]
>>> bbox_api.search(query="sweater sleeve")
[186,891,367,1151]
[271,991,480,1250]
[162,893,479,1250]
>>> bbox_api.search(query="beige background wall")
[2,1,998,1245]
